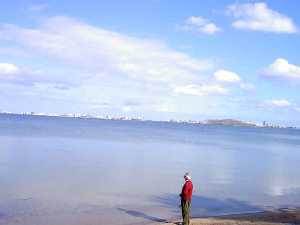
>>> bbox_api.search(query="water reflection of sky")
[1,117,300,224]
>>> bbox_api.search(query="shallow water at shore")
[0,114,300,224]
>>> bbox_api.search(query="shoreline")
[1,112,298,130]
[157,207,300,225]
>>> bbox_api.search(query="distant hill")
[205,119,256,126]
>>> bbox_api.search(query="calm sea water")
[0,114,300,225]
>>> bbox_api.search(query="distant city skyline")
[1,1,300,126]
[1,111,296,129]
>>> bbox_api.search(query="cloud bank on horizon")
[0,1,299,124]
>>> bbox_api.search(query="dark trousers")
[181,199,191,225]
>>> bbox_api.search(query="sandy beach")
[157,208,300,225]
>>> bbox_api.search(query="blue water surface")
[0,114,300,225]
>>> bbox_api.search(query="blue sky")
[0,1,300,125]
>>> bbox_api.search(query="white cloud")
[227,2,298,33]
[0,62,76,87]
[0,16,229,116]
[262,58,300,81]
[265,99,300,113]
[122,106,132,112]
[214,69,241,83]
[0,63,20,75]
[0,16,213,86]
[174,84,228,96]
[239,82,255,91]
[179,16,221,34]
[267,99,292,107]
[0,47,31,58]
[28,4,48,12]
[213,69,255,92]
[154,104,177,113]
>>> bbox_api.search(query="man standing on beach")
[180,172,193,225]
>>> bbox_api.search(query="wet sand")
[157,208,300,225]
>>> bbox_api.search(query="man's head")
[184,172,191,181]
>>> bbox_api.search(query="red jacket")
[181,180,193,201]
